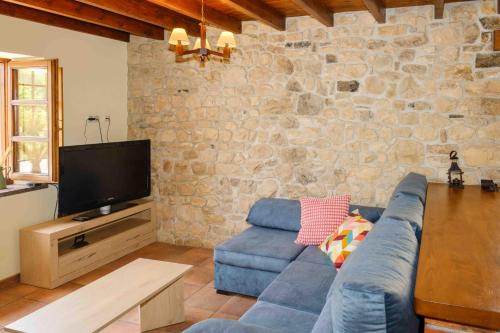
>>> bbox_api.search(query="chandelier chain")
[201,0,205,24]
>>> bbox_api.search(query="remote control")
[73,216,91,222]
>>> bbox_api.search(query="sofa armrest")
[183,319,286,333]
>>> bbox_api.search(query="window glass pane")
[34,86,47,100]
[14,141,49,175]
[17,69,33,85]
[17,85,33,100]
[12,67,47,101]
[33,69,47,86]
[13,105,49,137]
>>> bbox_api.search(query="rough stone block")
[337,80,360,92]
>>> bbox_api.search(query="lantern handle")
[450,150,458,159]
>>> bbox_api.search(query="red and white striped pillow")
[295,195,351,245]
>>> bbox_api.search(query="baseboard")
[0,273,20,288]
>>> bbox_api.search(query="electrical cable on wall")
[105,117,111,143]
[96,119,104,143]
[83,119,90,144]
[83,117,104,143]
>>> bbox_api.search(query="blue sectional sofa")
[185,173,427,333]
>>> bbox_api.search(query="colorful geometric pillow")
[319,209,374,269]
[295,195,351,246]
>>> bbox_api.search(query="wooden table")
[414,183,500,331]
[5,259,192,333]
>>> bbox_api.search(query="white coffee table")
[5,258,192,333]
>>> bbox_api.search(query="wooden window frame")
[3,59,63,183]
[0,58,8,155]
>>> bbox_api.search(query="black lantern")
[448,151,464,189]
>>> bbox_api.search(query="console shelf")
[20,199,156,289]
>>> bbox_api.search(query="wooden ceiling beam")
[75,0,201,36]
[434,0,444,19]
[0,1,129,42]
[220,0,285,30]
[2,0,164,39]
[362,0,385,23]
[147,0,242,34]
[290,0,334,27]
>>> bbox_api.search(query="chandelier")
[167,0,236,67]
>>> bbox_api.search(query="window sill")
[0,183,49,198]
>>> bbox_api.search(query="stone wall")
[128,1,500,247]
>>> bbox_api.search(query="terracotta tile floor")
[0,243,256,333]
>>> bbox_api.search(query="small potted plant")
[0,146,12,190]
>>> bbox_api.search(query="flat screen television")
[58,140,151,218]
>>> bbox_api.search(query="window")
[1,59,63,183]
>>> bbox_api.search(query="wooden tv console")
[20,199,156,289]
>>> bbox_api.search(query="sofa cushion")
[349,204,385,222]
[295,246,331,266]
[214,226,305,273]
[391,172,427,204]
[247,198,301,231]
[310,299,333,333]
[295,196,351,245]
[214,263,279,297]
[259,261,337,314]
[381,192,424,239]
[240,301,319,333]
[328,218,420,333]
[319,209,374,269]
[184,319,286,333]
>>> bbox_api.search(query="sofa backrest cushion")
[247,198,302,231]
[310,299,333,333]
[391,172,428,204]
[328,218,420,333]
[380,193,425,240]
[247,199,385,232]
[349,205,385,223]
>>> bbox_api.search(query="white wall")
[0,15,129,280]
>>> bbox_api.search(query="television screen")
[58,140,151,217]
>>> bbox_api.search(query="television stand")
[20,198,156,289]
[70,234,89,249]
[72,202,138,221]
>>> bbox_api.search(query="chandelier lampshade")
[168,28,190,46]
[217,32,237,48]
[194,38,212,50]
